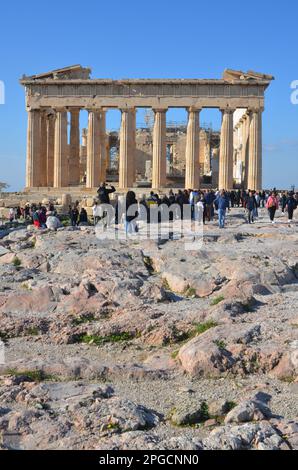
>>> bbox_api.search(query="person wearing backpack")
[266,191,279,224]
[246,191,258,224]
[286,192,297,223]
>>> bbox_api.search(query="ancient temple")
[20,66,274,192]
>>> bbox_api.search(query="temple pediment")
[21,65,91,81]
[223,69,274,82]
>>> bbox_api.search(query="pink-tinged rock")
[0,252,16,264]
[178,335,235,377]
[162,272,188,294]
[192,278,216,298]
[216,280,255,304]
[0,286,56,314]
[271,350,298,380]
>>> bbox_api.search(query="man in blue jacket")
[215,190,230,228]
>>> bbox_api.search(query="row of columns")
[219,107,263,190]
[26,106,263,191]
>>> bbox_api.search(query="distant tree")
[0,182,9,194]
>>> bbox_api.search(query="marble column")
[26,109,41,188]
[53,108,68,188]
[39,111,48,186]
[119,108,136,189]
[105,137,110,172]
[152,108,167,189]
[46,113,55,187]
[69,108,80,186]
[248,108,263,191]
[185,107,201,189]
[86,109,106,188]
[219,108,234,190]
[99,109,107,183]
[241,113,250,189]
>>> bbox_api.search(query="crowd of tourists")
[5,184,298,233]
[123,187,298,231]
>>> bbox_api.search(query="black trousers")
[288,208,294,220]
[268,207,276,221]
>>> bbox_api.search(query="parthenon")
[20,66,274,193]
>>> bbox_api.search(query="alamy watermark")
[94,202,204,251]
[290,80,298,104]
[0,80,5,104]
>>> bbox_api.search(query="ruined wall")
[79,127,219,182]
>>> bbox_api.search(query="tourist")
[196,194,206,225]
[9,207,15,222]
[261,190,266,208]
[78,207,88,226]
[175,190,185,219]
[204,190,215,222]
[168,189,176,206]
[16,206,22,219]
[125,191,139,234]
[38,206,47,228]
[97,182,116,204]
[70,205,79,226]
[266,191,279,224]
[24,204,30,219]
[167,190,176,221]
[286,192,297,223]
[255,192,261,209]
[190,189,199,220]
[138,194,149,224]
[46,213,61,231]
[215,190,229,229]
[32,209,40,228]
[92,201,101,226]
[235,189,241,207]
[281,192,287,214]
[246,191,258,224]
[230,191,236,208]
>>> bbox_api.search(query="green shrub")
[77,332,134,346]
[213,339,227,350]
[195,321,218,335]
[210,295,225,306]
[5,369,54,382]
[24,327,39,336]
[71,313,96,325]
[12,256,22,267]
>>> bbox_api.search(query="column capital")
[247,106,264,114]
[220,107,235,114]
[187,106,202,113]
[69,107,81,114]
[53,106,67,113]
[152,107,168,113]
[120,106,135,112]
[86,107,101,113]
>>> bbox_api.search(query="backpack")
[267,197,276,209]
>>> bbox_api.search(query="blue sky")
[0,0,297,190]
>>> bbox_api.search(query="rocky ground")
[0,207,297,450]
